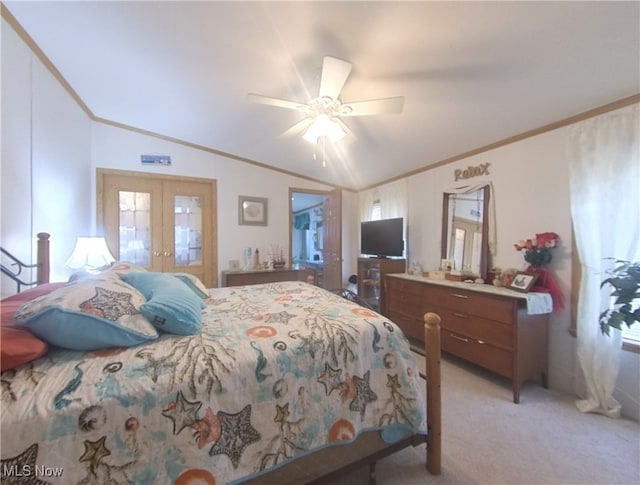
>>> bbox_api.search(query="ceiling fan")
[248,56,404,144]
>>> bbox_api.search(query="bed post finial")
[37,232,50,285]
[424,311,442,475]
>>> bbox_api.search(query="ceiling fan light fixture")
[248,56,402,144]
[303,114,346,144]
[327,118,347,142]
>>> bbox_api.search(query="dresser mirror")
[441,185,490,279]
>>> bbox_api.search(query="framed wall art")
[508,271,538,293]
[238,196,268,226]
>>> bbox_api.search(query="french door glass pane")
[118,191,151,266]
[174,195,202,266]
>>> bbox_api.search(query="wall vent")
[141,155,171,166]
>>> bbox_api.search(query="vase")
[525,265,565,311]
[525,248,552,267]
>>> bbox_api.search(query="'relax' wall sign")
[454,162,490,181]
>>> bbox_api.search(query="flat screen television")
[360,217,404,257]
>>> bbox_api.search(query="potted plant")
[599,259,640,335]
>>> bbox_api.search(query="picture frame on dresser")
[509,271,538,292]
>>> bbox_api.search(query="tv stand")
[357,257,406,315]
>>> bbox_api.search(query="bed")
[1,234,441,484]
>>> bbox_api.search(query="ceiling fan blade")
[339,96,405,117]
[279,117,313,138]
[247,93,310,112]
[319,56,352,100]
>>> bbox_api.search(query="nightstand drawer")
[425,285,514,323]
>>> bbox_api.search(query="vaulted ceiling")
[4,1,639,191]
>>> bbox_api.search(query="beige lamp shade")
[65,237,116,269]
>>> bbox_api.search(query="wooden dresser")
[385,274,551,403]
[221,267,315,287]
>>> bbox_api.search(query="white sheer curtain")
[359,188,377,222]
[569,104,640,418]
[378,179,408,221]
[358,180,408,222]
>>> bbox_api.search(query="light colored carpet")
[326,352,640,485]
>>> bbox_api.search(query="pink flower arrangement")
[514,232,560,267]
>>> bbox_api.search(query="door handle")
[163,251,173,257]
[153,251,162,257]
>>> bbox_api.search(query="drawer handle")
[450,333,469,343]
[452,293,469,299]
[452,312,469,319]
[478,340,486,345]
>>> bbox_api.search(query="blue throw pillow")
[171,273,209,299]
[13,278,158,350]
[120,272,204,336]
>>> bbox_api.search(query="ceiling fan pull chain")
[322,137,327,167]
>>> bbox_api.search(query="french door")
[97,169,217,287]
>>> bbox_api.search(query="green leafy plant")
[599,259,640,336]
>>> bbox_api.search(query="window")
[571,235,639,353]
[371,199,381,221]
[621,322,640,349]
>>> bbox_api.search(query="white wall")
[368,121,639,420]
[1,18,91,295]
[91,123,333,286]
[2,16,336,291]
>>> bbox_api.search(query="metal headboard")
[0,232,50,293]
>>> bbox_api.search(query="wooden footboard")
[424,312,442,475]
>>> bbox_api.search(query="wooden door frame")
[289,187,342,289]
[96,168,218,287]
[323,188,343,291]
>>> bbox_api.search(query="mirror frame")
[441,185,490,280]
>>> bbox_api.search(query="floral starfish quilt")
[1,281,426,484]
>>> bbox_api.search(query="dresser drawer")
[387,290,425,316]
[442,330,512,378]
[434,306,513,350]
[387,310,425,342]
[387,277,425,298]
[425,285,514,324]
